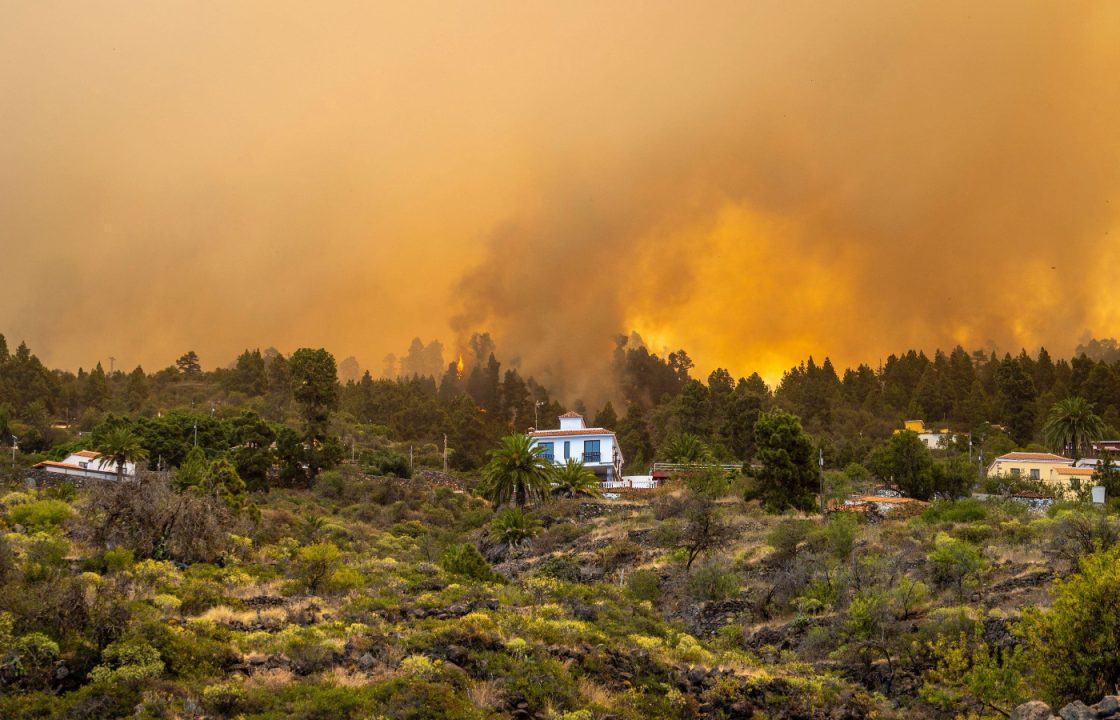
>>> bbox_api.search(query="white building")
[33,450,135,481]
[528,412,624,484]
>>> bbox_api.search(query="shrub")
[1017,546,1120,706]
[439,544,502,583]
[489,508,541,547]
[688,563,739,602]
[820,512,859,561]
[103,548,135,573]
[922,499,987,524]
[88,637,164,685]
[927,533,986,598]
[767,519,813,562]
[7,499,73,531]
[626,569,662,602]
[535,555,582,583]
[294,542,342,593]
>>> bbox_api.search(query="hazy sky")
[2,2,1119,394]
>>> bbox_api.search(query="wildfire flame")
[455,354,464,378]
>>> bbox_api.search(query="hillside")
[3,465,1119,719]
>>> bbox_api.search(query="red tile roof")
[74,450,101,458]
[559,411,584,418]
[33,460,115,473]
[995,452,1072,463]
[1054,467,1095,476]
[530,428,614,438]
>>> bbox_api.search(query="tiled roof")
[559,411,584,418]
[1054,467,1095,476]
[858,495,924,504]
[530,428,613,438]
[34,460,115,473]
[74,450,101,458]
[995,452,1072,463]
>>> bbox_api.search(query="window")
[538,442,554,461]
[583,439,601,462]
[563,441,570,459]
[1071,477,1082,491]
[1030,468,1040,481]
[1010,468,1021,477]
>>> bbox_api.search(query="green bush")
[1018,546,1120,706]
[921,499,988,524]
[688,563,739,602]
[294,542,342,593]
[626,569,662,602]
[926,533,986,597]
[103,547,135,573]
[439,544,502,583]
[7,499,73,531]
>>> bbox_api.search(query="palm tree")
[661,433,714,464]
[480,434,553,507]
[95,426,149,483]
[1043,396,1105,460]
[551,459,601,498]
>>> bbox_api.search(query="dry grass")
[467,679,505,709]
[321,667,376,687]
[250,667,294,689]
[577,676,614,707]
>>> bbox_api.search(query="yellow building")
[986,452,1078,491]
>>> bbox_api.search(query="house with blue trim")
[528,411,624,484]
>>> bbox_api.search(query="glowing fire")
[455,354,464,378]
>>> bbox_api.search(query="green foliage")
[688,562,739,602]
[751,409,818,512]
[7,499,73,530]
[626,569,662,602]
[866,431,935,499]
[489,507,541,547]
[926,533,986,598]
[293,542,342,593]
[1017,546,1120,706]
[660,433,714,463]
[173,445,208,490]
[93,425,149,479]
[1043,396,1104,459]
[921,498,988,524]
[197,457,249,511]
[439,544,502,583]
[88,637,165,685]
[480,434,553,508]
[920,630,1027,718]
[551,459,600,498]
[821,512,859,561]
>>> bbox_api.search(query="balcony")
[541,453,555,462]
[582,452,602,463]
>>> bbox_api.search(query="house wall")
[987,459,1079,490]
[531,434,615,465]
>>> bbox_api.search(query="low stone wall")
[1012,695,1120,720]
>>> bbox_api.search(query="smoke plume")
[2,2,1119,396]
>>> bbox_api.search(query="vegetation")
[5,333,1120,716]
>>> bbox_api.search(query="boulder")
[1092,696,1120,718]
[1011,701,1056,720]
[1059,701,1095,720]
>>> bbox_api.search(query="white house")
[528,412,624,484]
[33,450,135,481]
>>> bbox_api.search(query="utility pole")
[442,434,448,473]
[534,400,543,428]
[409,445,414,473]
[193,421,198,447]
[818,447,826,516]
[10,436,17,465]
